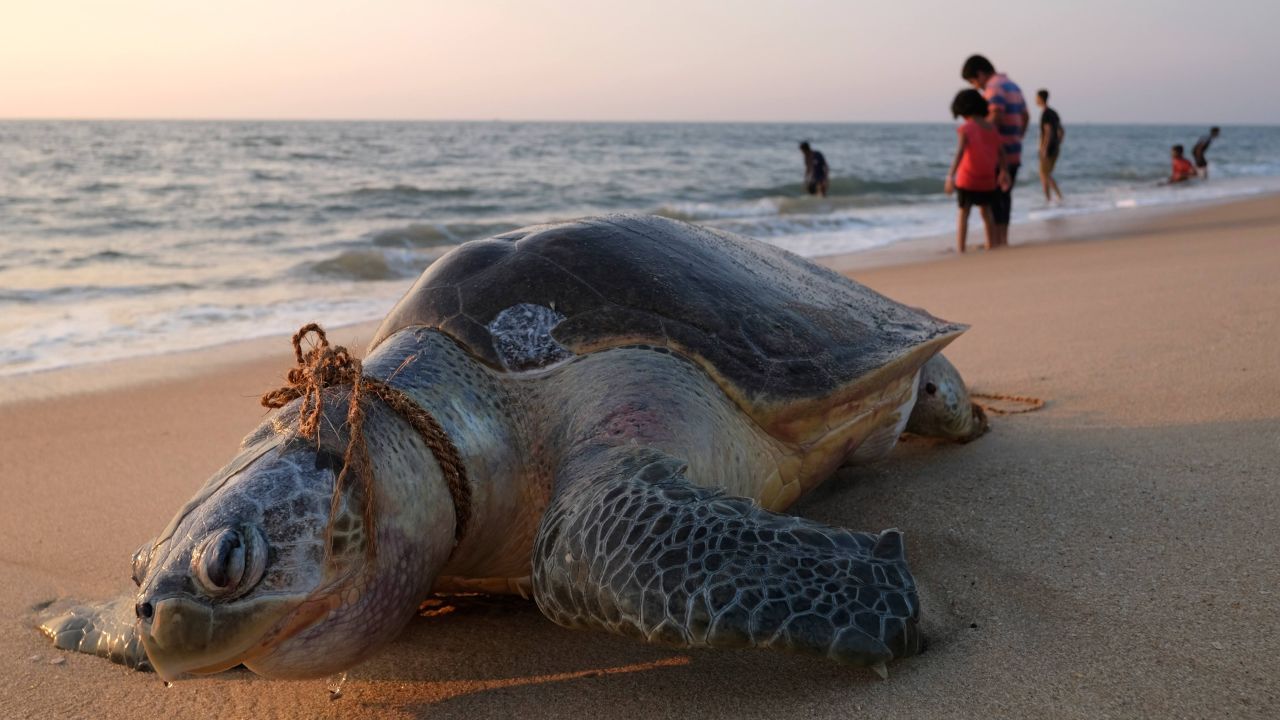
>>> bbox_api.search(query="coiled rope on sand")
[970,391,1046,415]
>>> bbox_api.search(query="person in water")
[1169,145,1198,184]
[1192,127,1220,179]
[944,89,1011,253]
[962,54,1028,248]
[799,141,829,197]
[1036,89,1065,203]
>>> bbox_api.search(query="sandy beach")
[3,195,1279,719]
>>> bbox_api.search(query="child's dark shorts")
[956,188,995,209]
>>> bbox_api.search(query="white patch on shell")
[487,303,574,371]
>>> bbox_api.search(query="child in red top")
[944,89,1011,252]
[1168,144,1198,184]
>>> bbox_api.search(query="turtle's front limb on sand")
[532,445,923,676]
[905,353,988,443]
[38,595,152,671]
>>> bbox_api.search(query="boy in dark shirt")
[1035,89,1064,202]
[1192,127,1220,179]
[799,141,829,197]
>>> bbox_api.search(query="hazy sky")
[4,0,1277,123]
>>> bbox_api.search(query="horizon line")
[0,116,1267,127]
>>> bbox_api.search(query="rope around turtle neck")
[261,324,470,559]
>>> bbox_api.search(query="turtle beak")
[965,402,990,442]
[137,596,230,681]
[137,593,299,681]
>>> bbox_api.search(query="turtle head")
[904,353,989,443]
[132,403,457,680]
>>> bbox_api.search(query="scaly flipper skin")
[39,596,152,671]
[533,446,923,670]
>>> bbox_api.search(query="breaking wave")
[366,221,519,248]
[305,246,453,282]
[739,175,943,200]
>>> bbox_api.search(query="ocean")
[3,120,1279,377]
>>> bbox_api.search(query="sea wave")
[79,181,122,193]
[63,249,149,267]
[0,292,401,377]
[740,175,943,199]
[43,218,167,236]
[341,184,477,203]
[655,193,933,225]
[658,175,945,223]
[307,250,403,281]
[367,220,519,247]
[305,246,450,282]
[369,224,456,247]
[0,281,202,305]
[233,135,286,148]
[706,213,875,239]
[144,183,201,196]
[654,199,781,222]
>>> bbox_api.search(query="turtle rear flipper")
[532,446,923,672]
[39,595,152,671]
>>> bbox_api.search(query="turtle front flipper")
[532,446,923,674]
[38,596,152,671]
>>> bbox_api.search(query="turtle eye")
[924,382,938,396]
[192,526,268,598]
[131,542,152,587]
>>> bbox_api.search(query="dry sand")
[3,196,1278,719]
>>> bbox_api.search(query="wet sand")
[3,195,1278,718]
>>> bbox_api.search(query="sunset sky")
[4,0,1277,123]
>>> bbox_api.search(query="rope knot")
[261,324,470,561]
[261,323,364,440]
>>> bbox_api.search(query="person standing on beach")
[799,141,829,197]
[1192,127,1220,179]
[945,89,1011,253]
[1036,89,1065,202]
[961,55,1029,248]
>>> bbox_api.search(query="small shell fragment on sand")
[329,671,348,700]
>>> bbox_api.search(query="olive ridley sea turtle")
[40,214,987,680]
